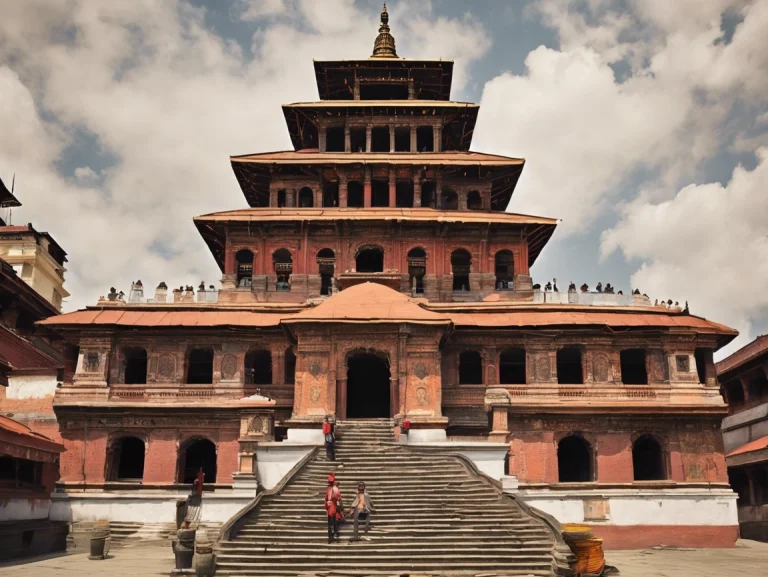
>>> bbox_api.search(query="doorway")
[346,352,391,418]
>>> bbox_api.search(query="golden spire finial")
[371,3,398,58]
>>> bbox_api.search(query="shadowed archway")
[346,351,391,418]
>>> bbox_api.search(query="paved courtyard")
[0,539,766,577]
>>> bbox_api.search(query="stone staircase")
[216,419,570,576]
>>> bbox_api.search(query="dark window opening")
[350,127,366,152]
[273,248,293,291]
[298,187,314,207]
[284,347,296,385]
[729,469,750,504]
[421,181,435,207]
[236,248,254,287]
[558,435,592,482]
[356,247,384,273]
[326,126,344,152]
[277,189,287,207]
[500,348,526,384]
[123,347,148,384]
[112,436,145,482]
[187,348,214,384]
[747,373,768,403]
[360,82,409,100]
[348,181,364,207]
[633,435,665,481]
[179,439,217,484]
[694,348,710,384]
[621,349,648,384]
[347,352,391,418]
[451,249,471,291]
[467,190,483,210]
[557,347,583,384]
[394,127,410,152]
[442,188,458,210]
[396,181,414,207]
[407,247,426,294]
[459,351,483,384]
[0,456,43,486]
[495,250,514,290]
[318,248,335,296]
[754,468,768,505]
[245,349,272,385]
[323,182,339,207]
[371,127,389,152]
[298,124,318,149]
[372,180,389,206]
[416,127,434,152]
[726,382,745,409]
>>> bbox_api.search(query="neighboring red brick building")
[717,335,768,542]
[35,9,739,548]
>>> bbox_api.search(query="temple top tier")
[313,5,454,101]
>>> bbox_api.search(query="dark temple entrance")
[346,352,391,418]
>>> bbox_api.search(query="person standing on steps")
[348,481,376,541]
[325,473,342,543]
[322,415,335,461]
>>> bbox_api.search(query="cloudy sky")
[1,0,767,357]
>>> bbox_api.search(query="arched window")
[298,187,314,207]
[500,348,526,384]
[557,347,583,384]
[277,189,287,207]
[187,348,214,384]
[467,190,483,210]
[396,181,414,207]
[178,438,217,484]
[632,435,666,481]
[725,381,745,410]
[122,347,148,384]
[421,181,435,208]
[441,188,458,210]
[273,248,293,291]
[317,248,335,296]
[236,249,254,287]
[356,246,384,273]
[348,181,364,207]
[245,349,272,385]
[558,435,593,482]
[494,250,514,290]
[284,347,296,385]
[621,349,648,384]
[459,351,483,384]
[109,436,145,482]
[451,249,471,291]
[407,247,426,294]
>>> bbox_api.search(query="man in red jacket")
[325,473,342,543]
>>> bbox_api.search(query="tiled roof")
[0,325,62,371]
[230,150,524,166]
[0,415,64,453]
[726,434,768,458]
[194,207,556,226]
[716,334,768,376]
[283,282,450,325]
[37,310,286,328]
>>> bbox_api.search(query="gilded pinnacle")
[371,3,398,58]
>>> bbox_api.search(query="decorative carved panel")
[535,356,551,381]
[221,354,238,380]
[592,354,610,383]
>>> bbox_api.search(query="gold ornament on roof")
[372,3,398,58]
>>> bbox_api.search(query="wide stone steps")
[215,420,559,576]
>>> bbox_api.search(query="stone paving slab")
[0,539,766,577]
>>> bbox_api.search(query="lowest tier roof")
[39,283,737,348]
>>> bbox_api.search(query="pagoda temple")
[32,6,740,563]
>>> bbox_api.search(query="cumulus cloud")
[472,0,768,347]
[601,149,768,353]
[0,0,488,310]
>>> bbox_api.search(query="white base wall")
[519,487,739,526]
[255,443,315,490]
[6,373,59,399]
[405,440,509,480]
[50,491,253,524]
[0,498,51,521]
